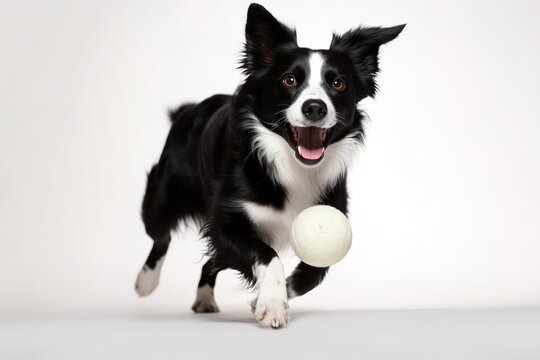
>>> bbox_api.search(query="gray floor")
[2,309,540,360]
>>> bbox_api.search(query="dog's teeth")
[292,127,298,141]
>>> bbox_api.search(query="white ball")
[290,205,352,267]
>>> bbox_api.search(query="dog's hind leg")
[135,163,187,297]
[191,257,222,313]
[135,101,211,297]
[135,234,171,297]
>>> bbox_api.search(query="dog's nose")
[302,99,327,121]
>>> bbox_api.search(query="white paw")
[134,258,165,297]
[253,297,290,328]
[192,298,220,313]
[192,285,220,313]
[251,258,290,328]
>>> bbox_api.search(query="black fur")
[137,3,404,314]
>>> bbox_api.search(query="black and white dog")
[135,3,404,328]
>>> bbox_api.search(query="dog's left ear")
[241,3,298,76]
[330,24,405,98]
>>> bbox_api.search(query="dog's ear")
[241,3,298,76]
[330,24,405,98]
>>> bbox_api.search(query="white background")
[1,0,539,317]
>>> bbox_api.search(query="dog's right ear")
[241,3,297,76]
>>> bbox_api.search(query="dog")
[135,3,404,328]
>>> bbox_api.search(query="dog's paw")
[134,257,165,297]
[191,285,220,313]
[253,297,290,328]
[135,265,159,297]
[192,298,220,313]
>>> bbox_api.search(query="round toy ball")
[290,205,352,267]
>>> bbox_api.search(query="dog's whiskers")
[260,111,288,131]
[335,111,347,126]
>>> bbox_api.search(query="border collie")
[135,3,404,328]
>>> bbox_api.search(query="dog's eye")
[281,74,297,88]
[332,78,346,92]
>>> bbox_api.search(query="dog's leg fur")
[286,262,329,299]
[205,213,290,328]
[192,257,221,313]
[135,103,206,297]
[251,256,289,327]
[135,164,178,297]
[135,236,171,296]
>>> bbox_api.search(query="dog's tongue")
[297,127,324,160]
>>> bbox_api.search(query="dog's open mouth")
[287,125,332,165]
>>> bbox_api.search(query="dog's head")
[240,3,404,167]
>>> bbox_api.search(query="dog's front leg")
[286,262,329,299]
[251,256,289,328]
[207,215,289,328]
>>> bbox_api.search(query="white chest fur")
[242,118,360,252]
[243,180,320,252]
